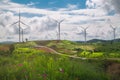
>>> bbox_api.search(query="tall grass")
[0,47,109,80]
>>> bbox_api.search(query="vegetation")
[36,40,120,58]
[0,40,120,80]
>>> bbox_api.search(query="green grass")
[0,52,109,80]
[46,40,120,58]
[78,51,104,58]
[0,42,110,80]
[109,53,120,58]
[0,40,120,80]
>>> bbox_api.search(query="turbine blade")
[60,19,65,23]
[85,26,89,29]
[52,18,58,23]
[110,23,118,29]
[52,18,65,23]
[80,26,84,29]
[80,26,89,30]
[20,21,30,27]
[110,24,114,29]
[10,21,19,26]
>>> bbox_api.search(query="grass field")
[35,40,120,58]
[0,40,120,80]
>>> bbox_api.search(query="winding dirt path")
[34,45,87,60]
[33,45,120,60]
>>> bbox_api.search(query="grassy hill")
[0,40,120,80]
[34,40,120,58]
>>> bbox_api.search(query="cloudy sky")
[0,0,120,42]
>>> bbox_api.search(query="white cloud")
[86,0,96,8]
[86,0,120,14]
[67,4,78,10]
[111,0,120,13]
[27,2,37,6]
[0,0,120,42]
[0,0,10,3]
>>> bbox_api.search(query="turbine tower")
[53,19,65,41]
[80,26,89,43]
[21,28,24,42]
[11,10,30,42]
[110,24,117,42]
[21,28,25,42]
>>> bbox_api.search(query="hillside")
[76,38,120,43]
[0,41,15,44]
[0,40,120,80]
[34,40,120,59]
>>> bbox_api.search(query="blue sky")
[11,0,86,9]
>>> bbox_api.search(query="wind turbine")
[80,26,89,43]
[107,19,117,42]
[52,18,65,41]
[11,10,30,42]
[110,24,117,42]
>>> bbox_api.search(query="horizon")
[1,38,120,43]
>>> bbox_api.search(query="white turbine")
[80,26,89,43]
[52,18,65,41]
[10,9,30,42]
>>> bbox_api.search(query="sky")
[0,0,120,42]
